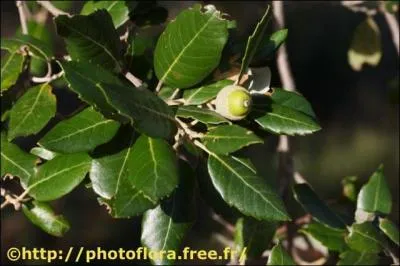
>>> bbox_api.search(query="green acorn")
[215,85,252,121]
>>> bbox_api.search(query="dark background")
[1,1,399,265]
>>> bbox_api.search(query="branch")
[124,72,143,87]
[272,1,296,92]
[382,7,399,55]
[16,1,28,35]
[36,1,70,17]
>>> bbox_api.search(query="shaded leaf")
[1,133,36,187]
[39,107,120,153]
[357,165,392,215]
[55,10,122,72]
[61,61,176,139]
[202,125,262,154]
[176,106,228,125]
[254,103,321,136]
[346,222,385,253]
[235,217,277,259]
[379,218,399,246]
[105,135,179,218]
[154,4,230,88]
[22,200,70,237]
[253,29,288,63]
[141,162,196,265]
[1,50,25,92]
[300,222,347,252]
[81,1,134,28]
[100,83,177,139]
[348,17,381,71]
[8,84,56,140]
[267,242,295,265]
[27,153,91,201]
[337,250,379,265]
[293,183,346,229]
[238,6,271,82]
[60,60,126,121]
[183,79,234,105]
[207,154,289,221]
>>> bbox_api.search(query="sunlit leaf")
[22,200,70,237]
[154,4,230,88]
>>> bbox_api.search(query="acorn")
[215,85,252,121]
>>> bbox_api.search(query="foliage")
[1,1,398,265]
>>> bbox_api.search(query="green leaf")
[379,218,399,246]
[30,147,58,161]
[8,84,56,140]
[202,125,263,154]
[253,103,321,136]
[61,61,176,139]
[346,222,385,253]
[60,60,126,121]
[1,133,36,187]
[39,107,120,153]
[267,242,295,266]
[81,1,134,28]
[207,154,289,221]
[16,21,53,76]
[293,183,346,229]
[357,165,392,215]
[22,200,70,237]
[235,217,277,259]
[103,135,179,218]
[27,153,91,201]
[270,88,316,118]
[99,83,177,139]
[1,50,25,92]
[2,35,53,62]
[183,80,234,105]
[342,176,358,202]
[238,6,271,82]
[141,162,196,265]
[337,250,379,265]
[348,17,381,71]
[253,29,288,62]
[300,222,347,252]
[158,86,177,101]
[176,106,228,125]
[154,4,230,88]
[55,10,122,72]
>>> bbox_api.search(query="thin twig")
[155,80,163,93]
[175,118,204,139]
[340,1,377,16]
[124,72,143,87]
[16,1,28,35]
[32,70,64,83]
[36,1,70,17]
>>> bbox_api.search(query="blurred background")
[1,1,399,265]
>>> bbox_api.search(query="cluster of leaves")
[291,165,399,265]
[1,1,397,265]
